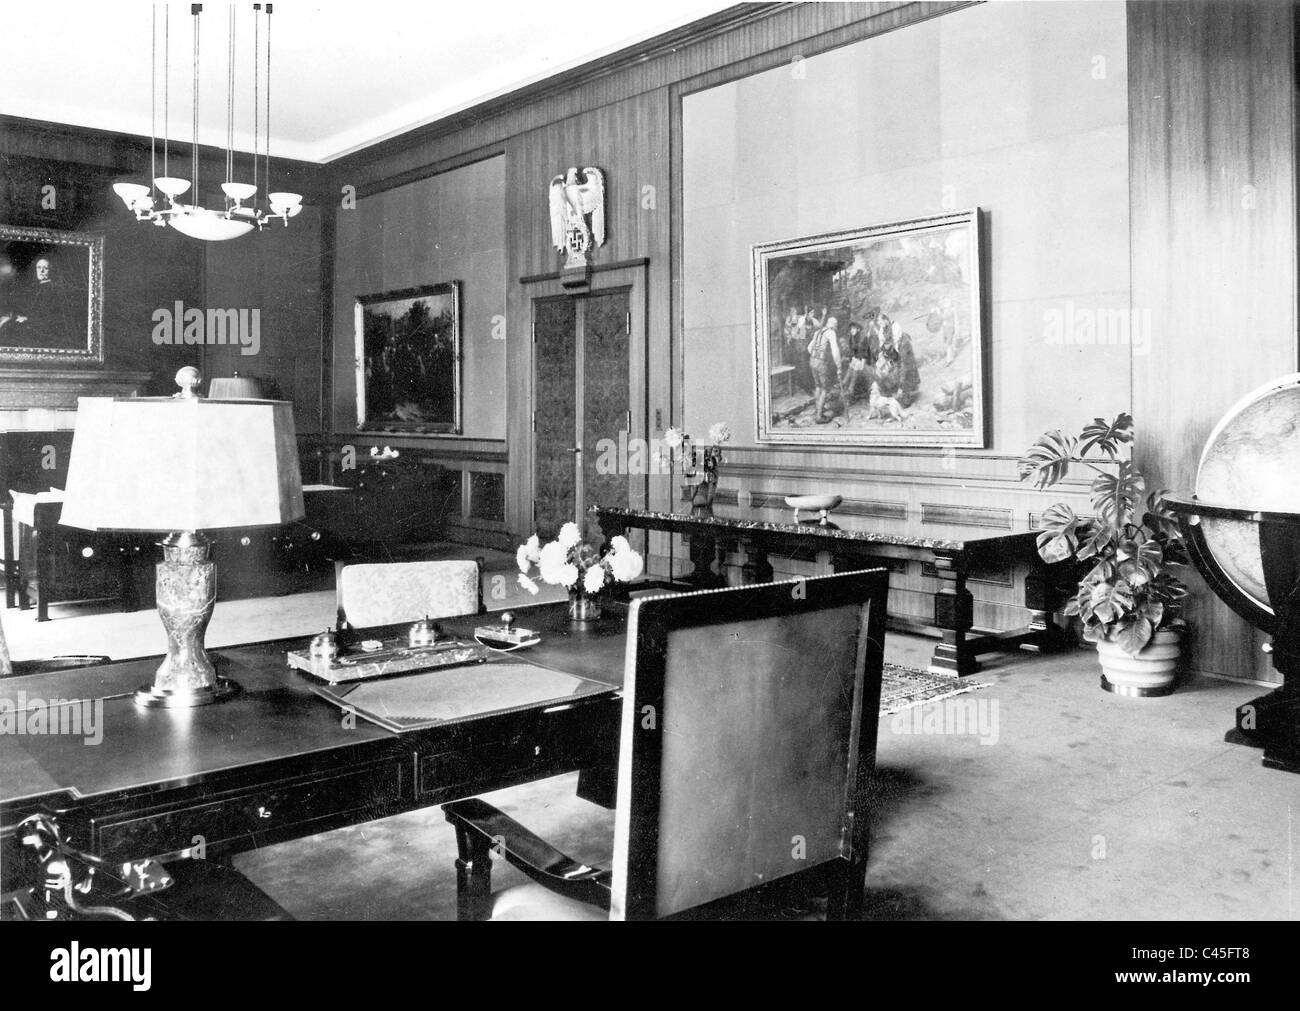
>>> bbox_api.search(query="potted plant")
[516,523,644,623]
[1018,413,1189,696]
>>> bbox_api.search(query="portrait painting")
[0,224,103,364]
[355,282,461,434]
[752,209,985,447]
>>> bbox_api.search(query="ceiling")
[0,0,737,164]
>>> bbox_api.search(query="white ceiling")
[0,0,735,163]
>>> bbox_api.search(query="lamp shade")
[209,375,266,399]
[168,207,256,241]
[60,396,305,532]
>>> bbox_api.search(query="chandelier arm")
[115,2,289,239]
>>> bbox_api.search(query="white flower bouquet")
[663,421,731,479]
[516,523,644,599]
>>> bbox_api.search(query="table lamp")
[59,367,305,707]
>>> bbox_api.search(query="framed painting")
[752,208,985,447]
[0,225,104,365]
[355,281,461,434]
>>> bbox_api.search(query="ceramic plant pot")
[1096,627,1184,697]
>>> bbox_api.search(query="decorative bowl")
[784,494,842,525]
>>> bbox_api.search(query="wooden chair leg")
[451,822,494,922]
[825,856,867,921]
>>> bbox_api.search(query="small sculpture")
[548,167,605,270]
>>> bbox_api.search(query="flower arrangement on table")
[516,522,645,619]
[663,421,731,513]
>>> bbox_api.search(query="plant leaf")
[1089,580,1135,624]
[1018,430,1078,488]
[1078,413,1134,458]
[1034,503,1083,563]
[1092,461,1144,531]
[1117,616,1154,656]
[1142,488,1184,542]
[1077,524,1112,561]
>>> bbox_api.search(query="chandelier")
[112,3,302,241]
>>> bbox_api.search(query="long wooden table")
[595,505,1077,676]
[0,603,623,897]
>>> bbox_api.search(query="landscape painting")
[355,281,461,434]
[752,209,985,447]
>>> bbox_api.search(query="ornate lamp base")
[135,531,240,709]
[135,677,242,708]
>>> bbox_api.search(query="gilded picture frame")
[0,224,104,365]
[752,208,985,448]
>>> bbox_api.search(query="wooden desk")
[0,603,623,895]
[595,505,1077,676]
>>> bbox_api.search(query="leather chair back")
[610,568,888,920]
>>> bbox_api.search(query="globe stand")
[1166,496,1300,774]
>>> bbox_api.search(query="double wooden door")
[532,286,643,543]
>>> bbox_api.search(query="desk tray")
[288,637,490,684]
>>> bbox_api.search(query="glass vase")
[567,589,602,623]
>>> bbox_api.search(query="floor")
[3,574,1295,920]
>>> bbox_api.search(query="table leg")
[117,543,140,613]
[1021,567,1075,654]
[2,502,14,609]
[33,523,50,622]
[688,532,726,587]
[740,537,774,584]
[930,551,976,676]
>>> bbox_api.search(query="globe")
[1196,372,1300,615]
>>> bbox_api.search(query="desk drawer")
[92,760,403,860]
[416,739,535,798]
[414,698,618,800]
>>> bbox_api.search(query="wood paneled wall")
[1129,0,1298,682]
[324,3,971,539]
[503,93,672,537]
[203,207,325,433]
[1,116,327,409]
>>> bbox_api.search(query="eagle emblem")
[549,167,605,270]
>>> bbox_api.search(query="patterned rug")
[879,662,989,716]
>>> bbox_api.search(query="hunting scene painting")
[752,209,985,447]
[355,282,461,434]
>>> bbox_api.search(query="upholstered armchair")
[443,568,890,920]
